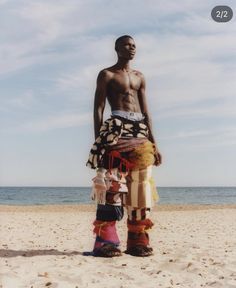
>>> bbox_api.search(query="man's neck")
[115,58,131,71]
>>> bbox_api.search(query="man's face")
[117,37,136,60]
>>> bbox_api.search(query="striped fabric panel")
[123,165,156,209]
[126,206,151,221]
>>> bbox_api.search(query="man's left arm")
[137,73,162,166]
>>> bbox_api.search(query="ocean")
[0,187,236,205]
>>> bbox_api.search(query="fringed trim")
[127,218,154,234]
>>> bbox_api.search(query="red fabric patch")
[93,220,120,243]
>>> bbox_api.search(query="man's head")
[115,35,136,60]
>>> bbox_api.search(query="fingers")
[154,152,162,166]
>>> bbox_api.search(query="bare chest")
[108,71,141,93]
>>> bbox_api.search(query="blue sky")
[0,0,235,186]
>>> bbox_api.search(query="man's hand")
[153,147,162,166]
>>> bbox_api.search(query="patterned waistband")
[111,110,144,121]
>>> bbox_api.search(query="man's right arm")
[94,70,109,139]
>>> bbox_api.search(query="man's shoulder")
[97,67,114,80]
[132,69,145,78]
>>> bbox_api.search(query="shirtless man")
[94,35,161,165]
[86,35,162,257]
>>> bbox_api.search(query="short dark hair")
[115,35,133,51]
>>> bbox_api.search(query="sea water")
[0,187,236,205]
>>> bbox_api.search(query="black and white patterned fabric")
[86,116,149,169]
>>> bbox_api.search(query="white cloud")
[157,96,236,120]
[14,112,92,133]
[161,126,236,148]
[0,2,77,75]
[0,0,227,76]
[17,2,81,41]
[129,34,236,126]
[4,90,35,108]
[162,129,215,140]
[56,65,97,93]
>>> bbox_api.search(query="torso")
[105,66,142,113]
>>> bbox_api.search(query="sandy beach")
[1,204,236,288]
